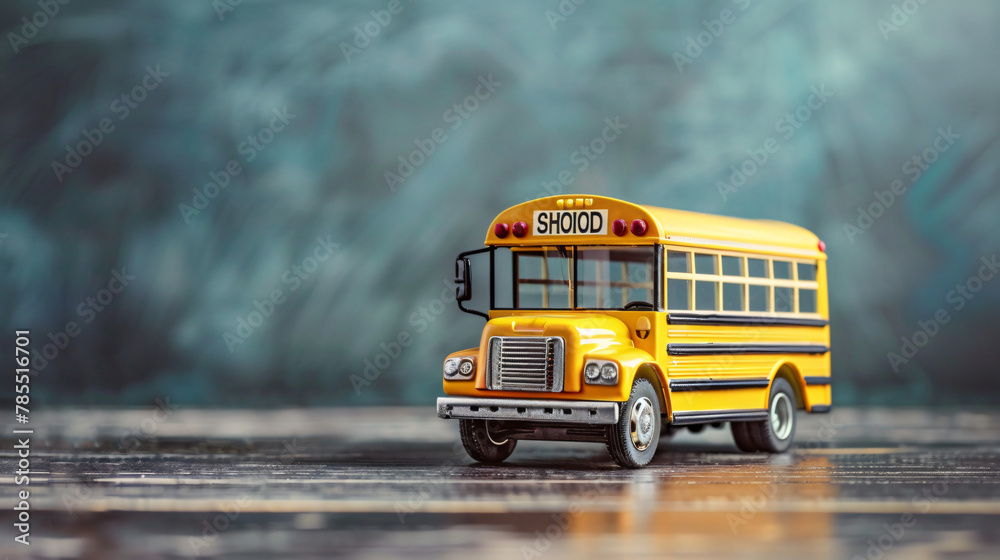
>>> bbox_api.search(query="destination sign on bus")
[533,210,608,236]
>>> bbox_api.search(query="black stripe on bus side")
[667,344,830,356]
[668,313,829,327]
[671,409,769,426]
[668,378,771,392]
[804,376,832,386]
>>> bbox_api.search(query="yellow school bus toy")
[437,195,830,468]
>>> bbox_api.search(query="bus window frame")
[494,244,663,312]
[663,245,823,316]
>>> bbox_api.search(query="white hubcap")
[770,393,794,440]
[630,397,655,451]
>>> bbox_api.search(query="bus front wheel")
[459,419,516,464]
[606,378,661,468]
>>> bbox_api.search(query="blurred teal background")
[1,0,998,407]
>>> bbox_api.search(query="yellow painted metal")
[444,194,832,420]
[484,194,827,260]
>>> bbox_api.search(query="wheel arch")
[768,361,807,410]
[632,362,670,418]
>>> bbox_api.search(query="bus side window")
[693,254,718,310]
[722,282,743,311]
[668,279,691,310]
[773,260,792,280]
[798,262,817,281]
[774,286,794,313]
[696,281,717,310]
[799,288,817,313]
[666,251,692,310]
[721,256,743,276]
[747,258,769,278]
[748,284,769,312]
[721,256,744,311]
[695,253,717,274]
[667,251,690,273]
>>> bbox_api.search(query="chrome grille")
[487,336,565,392]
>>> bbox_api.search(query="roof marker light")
[494,223,509,238]
[818,240,826,253]
[612,219,628,236]
[512,221,527,238]
[630,219,648,236]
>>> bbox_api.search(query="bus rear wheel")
[606,379,661,468]
[459,419,516,464]
[730,421,759,452]
[741,378,797,454]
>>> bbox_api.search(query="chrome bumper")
[436,397,619,425]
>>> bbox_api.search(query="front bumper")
[436,397,619,425]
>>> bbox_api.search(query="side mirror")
[455,257,472,302]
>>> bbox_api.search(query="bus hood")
[482,313,632,349]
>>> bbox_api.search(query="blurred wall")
[1,0,999,406]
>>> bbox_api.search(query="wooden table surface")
[2,406,999,559]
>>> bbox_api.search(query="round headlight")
[600,363,617,381]
[458,359,474,376]
[585,362,601,381]
[444,358,460,377]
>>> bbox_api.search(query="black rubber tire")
[747,378,797,454]
[731,421,760,452]
[606,379,661,468]
[458,419,516,464]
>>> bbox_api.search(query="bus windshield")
[496,246,657,310]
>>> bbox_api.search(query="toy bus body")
[437,195,830,468]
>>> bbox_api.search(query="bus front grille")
[487,336,565,392]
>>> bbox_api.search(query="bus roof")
[485,195,825,259]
